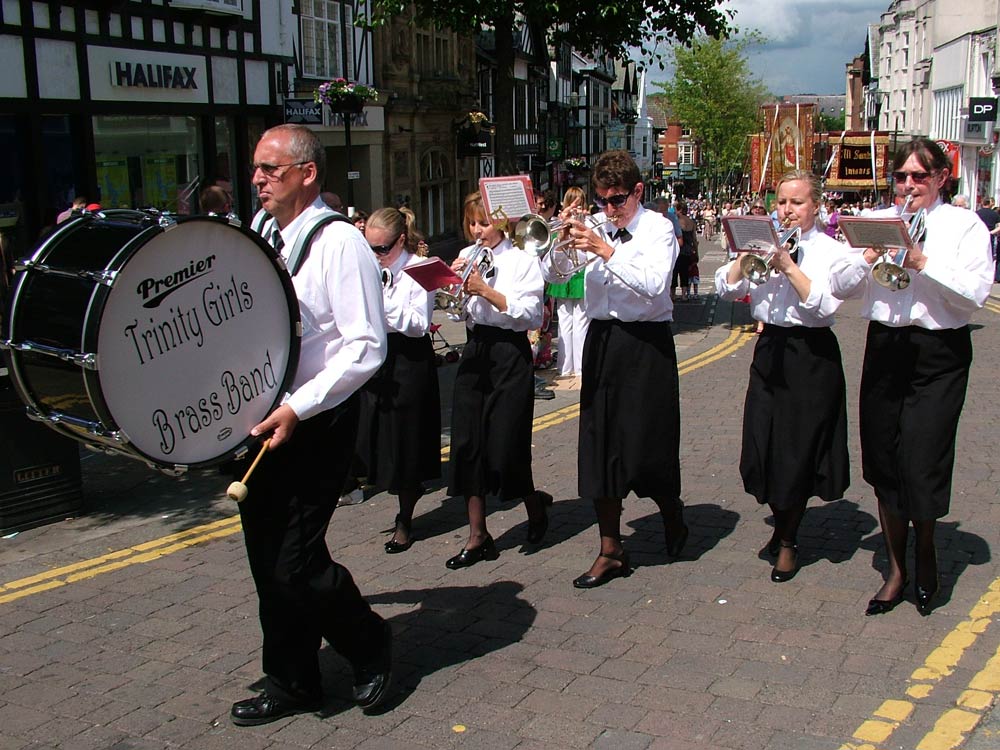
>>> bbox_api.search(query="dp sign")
[969,97,998,122]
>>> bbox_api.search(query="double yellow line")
[0,325,754,605]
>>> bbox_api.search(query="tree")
[654,35,769,197]
[360,1,732,174]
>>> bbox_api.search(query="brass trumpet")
[435,240,493,321]
[871,196,926,291]
[739,224,801,285]
[512,211,607,278]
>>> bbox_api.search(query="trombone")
[871,195,926,291]
[511,211,608,278]
[435,240,493,321]
[739,223,802,285]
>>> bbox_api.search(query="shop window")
[211,116,238,213]
[419,150,450,237]
[301,0,353,80]
[92,115,202,213]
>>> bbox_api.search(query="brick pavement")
[0,240,997,749]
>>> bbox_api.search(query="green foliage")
[654,35,769,187]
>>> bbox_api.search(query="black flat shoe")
[353,621,392,712]
[770,542,799,583]
[572,550,632,589]
[384,515,414,554]
[230,692,320,726]
[865,589,905,616]
[916,582,939,616]
[445,536,499,569]
[665,523,689,560]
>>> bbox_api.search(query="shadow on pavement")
[626,502,741,566]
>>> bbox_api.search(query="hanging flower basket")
[564,156,589,170]
[314,79,378,114]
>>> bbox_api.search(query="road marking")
[984,299,1000,315]
[838,577,1000,750]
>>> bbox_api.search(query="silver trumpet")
[435,240,493,321]
[871,195,926,291]
[512,211,607,278]
[739,224,802,285]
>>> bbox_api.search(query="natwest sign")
[88,47,208,103]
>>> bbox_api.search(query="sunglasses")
[892,170,935,184]
[594,190,633,209]
[369,235,401,255]
[250,161,308,180]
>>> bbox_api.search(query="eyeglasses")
[750,206,766,212]
[369,235,401,255]
[250,161,308,180]
[892,170,935,184]
[593,190,633,209]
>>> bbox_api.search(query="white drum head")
[96,220,297,466]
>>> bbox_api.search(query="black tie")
[270,227,284,253]
[613,228,632,243]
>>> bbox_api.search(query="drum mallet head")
[227,439,271,502]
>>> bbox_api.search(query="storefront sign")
[968,97,998,123]
[88,47,208,103]
[284,98,323,124]
[963,120,989,143]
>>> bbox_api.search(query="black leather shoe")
[525,491,553,544]
[665,523,689,560]
[572,551,632,589]
[230,692,319,726]
[865,590,904,617]
[916,582,939,616]
[353,622,392,712]
[384,515,413,554]
[445,536,499,569]
[770,542,799,583]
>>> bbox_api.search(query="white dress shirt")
[829,199,993,329]
[458,238,544,331]
[383,252,434,337]
[542,205,678,322]
[715,226,848,328]
[270,197,386,420]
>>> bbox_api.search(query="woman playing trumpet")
[715,170,851,583]
[445,192,551,569]
[830,138,993,616]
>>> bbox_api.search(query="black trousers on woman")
[235,397,385,703]
[860,322,972,521]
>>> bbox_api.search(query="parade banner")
[825,133,890,190]
[759,104,815,190]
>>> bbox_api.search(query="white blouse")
[382,252,434,337]
[715,226,848,328]
[829,199,993,329]
[457,238,544,332]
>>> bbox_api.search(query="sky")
[648,0,890,96]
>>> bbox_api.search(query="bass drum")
[1,210,301,472]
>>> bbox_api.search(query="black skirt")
[579,318,681,500]
[355,332,441,494]
[447,325,535,501]
[860,322,972,520]
[740,324,850,508]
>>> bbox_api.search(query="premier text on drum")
[136,254,216,308]
[123,274,254,366]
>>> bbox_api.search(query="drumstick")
[226,439,271,502]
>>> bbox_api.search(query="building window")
[301,0,353,80]
[415,27,454,75]
[678,142,694,165]
[681,126,691,137]
[419,150,451,237]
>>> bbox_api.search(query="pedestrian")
[673,201,697,300]
[352,207,442,554]
[830,138,994,616]
[55,196,87,224]
[716,170,851,583]
[199,185,232,214]
[544,150,685,588]
[548,186,590,386]
[229,124,392,725]
[974,197,1000,282]
[446,191,552,568]
[321,191,344,213]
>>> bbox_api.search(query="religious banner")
[758,103,815,190]
[824,133,890,190]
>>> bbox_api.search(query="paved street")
[0,239,998,750]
